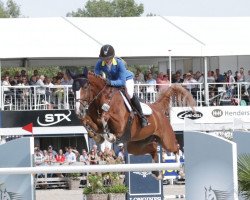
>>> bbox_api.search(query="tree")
[67,0,144,17]
[238,154,250,199]
[0,0,20,18]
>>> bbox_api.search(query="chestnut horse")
[69,70,195,179]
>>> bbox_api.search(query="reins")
[75,77,108,109]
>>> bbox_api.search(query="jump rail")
[0,163,182,174]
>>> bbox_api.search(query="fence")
[0,163,182,174]
[1,82,249,111]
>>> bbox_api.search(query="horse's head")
[68,68,107,118]
[1,189,11,200]
[67,67,90,117]
[205,186,217,200]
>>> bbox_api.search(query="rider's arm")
[110,59,127,87]
[94,60,102,75]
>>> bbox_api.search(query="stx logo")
[212,109,223,117]
[37,110,71,126]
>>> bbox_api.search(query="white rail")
[0,163,182,174]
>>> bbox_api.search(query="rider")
[94,44,148,128]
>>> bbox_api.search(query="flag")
[22,123,33,134]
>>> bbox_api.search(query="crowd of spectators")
[1,69,74,109]
[34,143,126,178]
[1,67,250,108]
[134,67,250,105]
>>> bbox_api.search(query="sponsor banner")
[1,110,81,128]
[126,147,163,200]
[185,131,238,200]
[171,106,250,131]
[0,137,34,200]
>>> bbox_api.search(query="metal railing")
[1,82,249,111]
[1,85,74,111]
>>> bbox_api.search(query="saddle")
[119,91,152,116]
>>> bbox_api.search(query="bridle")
[101,87,120,112]
[74,77,108,110]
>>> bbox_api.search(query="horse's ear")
[66,69,76,79]
[83,67,88,78]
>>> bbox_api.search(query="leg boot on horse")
[131,95,148,128]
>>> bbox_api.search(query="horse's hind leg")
[160,117,178,154]
[127,140,163,180]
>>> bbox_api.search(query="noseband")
[75,77,108,110]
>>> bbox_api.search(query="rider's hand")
[106,79,111,85]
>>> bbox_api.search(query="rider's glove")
[106,79,111,85]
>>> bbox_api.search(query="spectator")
[195,71,204,90]
[48,145,57,156]
[36,75,46,96]
[34,148,44,166]
[158,74,170,92]
[55,149,66,164]
[146,73,157,101]
[245,70,250,99]
[226,70,235,98]
[97,151,106,165]
[2,75,14,103]
[34,148,45,178]
[215,69,224,83]
[66,147,76,164]
[183,72,197,91]
[61,72,73,85]
[136,68,145,83]
[17,76,30,104]
[173,72,184,83]
[79,149,90,165]
[29,75,37,86]
[89,149,98,165]
[52,78,64,109]
[117,146,125,163]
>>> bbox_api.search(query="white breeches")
[126,79,134,99]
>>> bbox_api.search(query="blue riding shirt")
[95,57,134,87]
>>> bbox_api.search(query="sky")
[2,0,250,18]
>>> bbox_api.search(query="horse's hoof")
[103,133,116,143]
[88,131,95,138]
[93,135,105,144]
[151,171,163,180]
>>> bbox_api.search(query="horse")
[69,69,195,179]
[205,186,231,200]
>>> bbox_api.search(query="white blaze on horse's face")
[75,90,81,116]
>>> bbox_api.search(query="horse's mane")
[154,84,196,114]
[88,71,106,87]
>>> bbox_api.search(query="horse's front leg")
[99,112,116,143]
[80,116,105,144]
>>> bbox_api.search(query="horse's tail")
[154,84,196,115]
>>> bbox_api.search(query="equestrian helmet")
[99,44,115,59]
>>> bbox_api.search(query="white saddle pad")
[120,91,152,116]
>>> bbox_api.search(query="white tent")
[0,16,250,66]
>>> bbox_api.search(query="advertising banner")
[185,131,238,200]
[1,110,80,127]
[0,137,34,200]
[171,106,250,131]
[0,110,87,135]
[126,147,163,200]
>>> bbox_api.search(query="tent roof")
[0,16,250,66]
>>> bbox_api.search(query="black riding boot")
[131,95,148,128]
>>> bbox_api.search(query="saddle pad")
[120,91,152,116]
